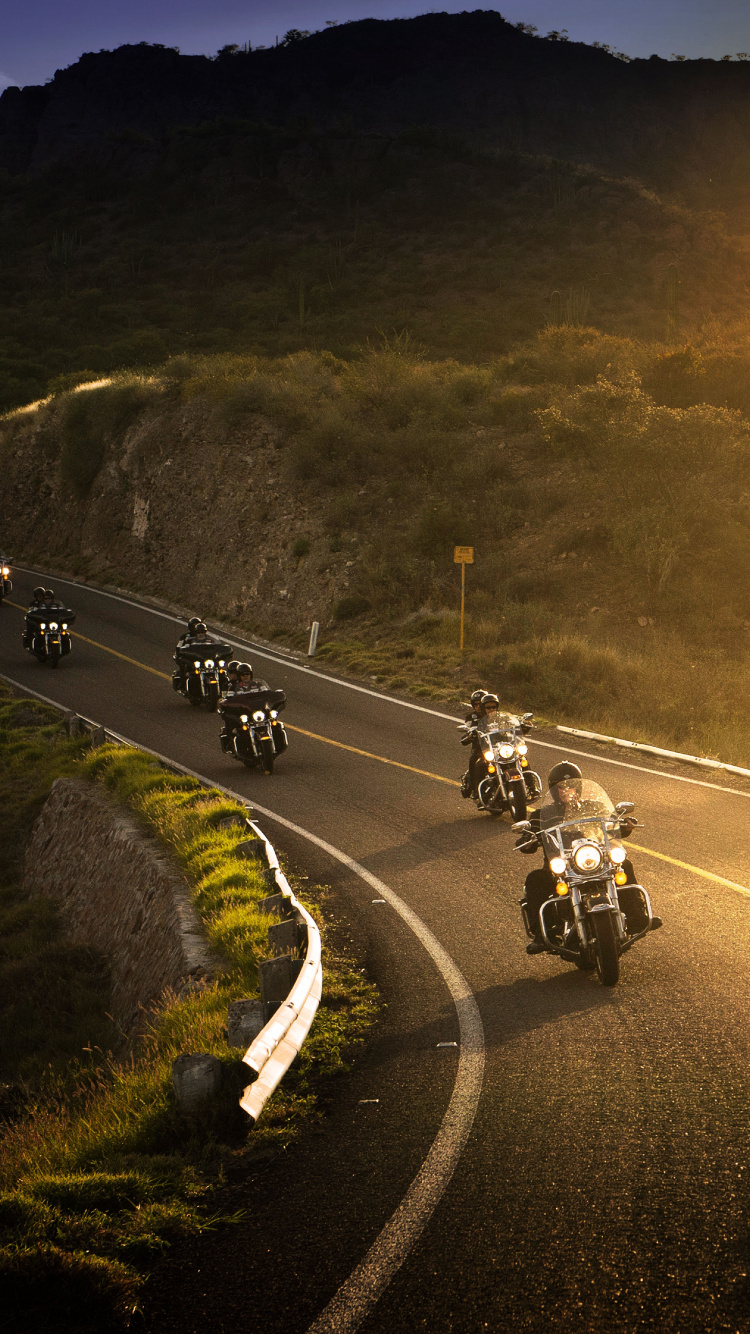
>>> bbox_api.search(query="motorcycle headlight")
[253,710,265,723]
[49,622,58,630]
[194,660,201,668]
[240,713,249,723]
[40,622,46,630]
[1,567,9,577]
[218,660,225,667]
[270,709,278,718]
[499,744,515,760]
[62,623,68,630]
[516,741,528,755]
[573,843,604,874]
[484,750,494,762]
[610,844,627,865]
[549,855,567,875]
[204,659,214,668]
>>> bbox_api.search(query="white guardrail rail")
[0,672,322,1123]
[557,725,750,780]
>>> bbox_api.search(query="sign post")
[453,546,474,653]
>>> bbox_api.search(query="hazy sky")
[3,0,750,91]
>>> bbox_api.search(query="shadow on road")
[475,969,621,1047]
[358,813,512,879]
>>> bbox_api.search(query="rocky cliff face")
[3,15,750,211]
[1,390,355,633]
[23,777,217,1032]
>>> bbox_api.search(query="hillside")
[1,15,750,411]
[2,330,750,764]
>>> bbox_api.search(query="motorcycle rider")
[461,692,501,800]
[173,619,216,689]
[22,586,47,648]
[518,761,661,953]
[219,662,286,753]
[175,616,204,650]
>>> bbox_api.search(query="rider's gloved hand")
[515,834,538,854]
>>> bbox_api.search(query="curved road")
[3,569,750,1334]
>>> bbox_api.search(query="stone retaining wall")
[23,777,217,1032]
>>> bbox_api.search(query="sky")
[3,0,750,91]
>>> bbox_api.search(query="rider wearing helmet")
[460,692,501,799]
[224,660,241,691]
[518,762,661,952]
[22,586,47,648]
[173,616,216,688]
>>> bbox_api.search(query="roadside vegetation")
[0,685,377,1329]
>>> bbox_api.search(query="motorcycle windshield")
[539,780,616,843]
[495,712,520,733]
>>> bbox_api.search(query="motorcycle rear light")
[615,870,628,886]
[555,882,569,896]
[549,855,566,875]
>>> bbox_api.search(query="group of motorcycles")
[5,559,660,988]
[170,637,288,776]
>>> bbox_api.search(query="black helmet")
[226,659,240,675]
[33,585,45,600]
[470,689,487,706]
[548,761,582,792]
[482,693,499,709]
[236,662,253,679]
[194,621,208,635]
[187,616,201,633]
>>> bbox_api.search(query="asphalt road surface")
[3,569,750,1334]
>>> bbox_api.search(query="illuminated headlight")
[517,741,528,755]
[499,744,515,760]
[610,845,627,865]
[240,713,249,723]
[62,623,68,630]
[49,622,58,630]
[253,710,265,723]
[204,659,215,668]
[194,660,201,668]
[549,855,567,875]
[218,660,225,667]
[40,622,46,630]
[484,750,494,762]
[270,709,278,718]
[573,843,604,874]
[1,567,9,577]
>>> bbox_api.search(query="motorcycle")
[23,607,74,667]
[459,711,541,819]
[172,645,232,710]
[219,688,288,774]
[0,556,11,606]
[514,780,657,987]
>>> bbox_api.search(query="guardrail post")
[267,915,306,956]
[227,999,266,1048]
[236,837,268,863]
[172,1053,222,1113]
[307,621,320,657]
[260,955,303,1018]
[89,725,106,748]
[258,892,287,916]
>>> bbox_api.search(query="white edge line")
[10,564,750,801]
[0,666,485,1334]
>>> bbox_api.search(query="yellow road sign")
[454,546,474,564]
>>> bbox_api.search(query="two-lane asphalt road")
[4,569,750,1334]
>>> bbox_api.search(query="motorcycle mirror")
[512,820,532,831]
[615,801,634,815]
[522,712,533,720]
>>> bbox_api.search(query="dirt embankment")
[1,394,357,634]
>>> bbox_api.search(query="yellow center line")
[629,842,750,897]
[285,723,460,786]
[9,597,750,892]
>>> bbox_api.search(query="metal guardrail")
[557,724,750,780]
[0,671,323,1122]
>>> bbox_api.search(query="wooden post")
[453,546,474,654]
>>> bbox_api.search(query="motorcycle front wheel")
[49,644,61,668]
[508,779,528,822]
[261,738,275,775]
[591,912,620,986]
[207,682,220,712]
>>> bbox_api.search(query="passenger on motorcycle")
[219,663,286,753]
[461,692,501,799]
[518,761,661,950]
